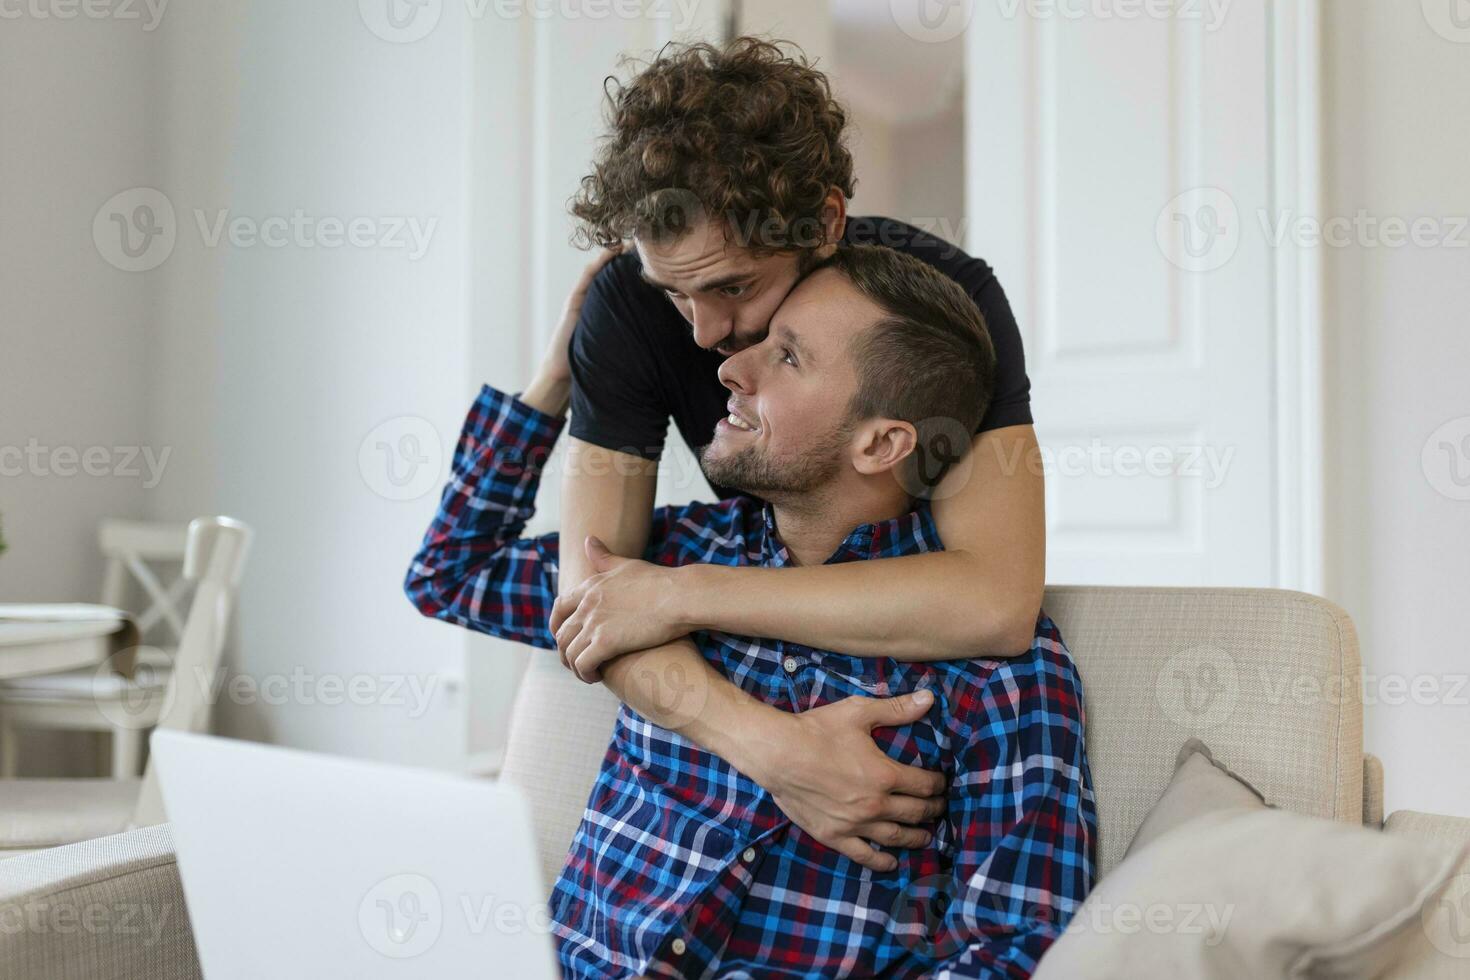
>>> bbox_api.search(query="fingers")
[884,758,948,801]
[878,790,947,826]
[571,246,622,297]
[549,594,570,635]
[565,629,599,683]
[856,689,934,731]
[860,821,933,851]
[553,608,585,665]
[832,836,898,873]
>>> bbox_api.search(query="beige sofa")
[4,587,1468,979]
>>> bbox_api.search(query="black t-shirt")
[567,215,1031,494]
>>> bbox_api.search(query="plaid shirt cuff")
[453,384,566,479]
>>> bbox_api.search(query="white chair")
[0,519,192,779]
[0,517,253,857]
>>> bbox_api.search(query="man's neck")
[769,479,912,567]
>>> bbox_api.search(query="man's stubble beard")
[698,417,852,498]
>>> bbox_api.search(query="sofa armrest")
[1381,810,1470,980]
[0,824,201,980]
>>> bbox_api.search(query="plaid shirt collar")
[757,500,942,569]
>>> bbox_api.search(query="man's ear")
[820,187,847,245]
[850,418,917,477]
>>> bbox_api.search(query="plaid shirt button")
[782,656,798,673]
[742,847,756,863]
[671,938,686,955]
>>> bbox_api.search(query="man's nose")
[717,347,757,394]
[689,302,734,350]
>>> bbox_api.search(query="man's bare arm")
[552,424,1045,678]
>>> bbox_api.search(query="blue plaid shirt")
[407,386,1097,979]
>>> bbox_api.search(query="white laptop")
[152,730,560,979]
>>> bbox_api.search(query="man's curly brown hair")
[570,37,856,254]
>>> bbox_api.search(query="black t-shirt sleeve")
[567,256,670,459]
[970,269,1032,432]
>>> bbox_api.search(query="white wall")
[1323,4,1470,817]
[0,15,157,602]
[148,0,473,767]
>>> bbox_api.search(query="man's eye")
[719,285,747,298]
[664,290,686,301]
[781,347,798,367]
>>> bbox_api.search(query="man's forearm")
[559,437,787,783]
[596,636,786,784]
[674,549,1037,661]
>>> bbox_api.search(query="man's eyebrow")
[639,268,752,294]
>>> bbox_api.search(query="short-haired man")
[407,246,1096,978]
[544,38,1051,875]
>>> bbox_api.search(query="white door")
[965,1,1320,588]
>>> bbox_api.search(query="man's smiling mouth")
[724,403,760,432]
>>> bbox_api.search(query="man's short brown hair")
[571,37,854,254]
[813,246,996,492]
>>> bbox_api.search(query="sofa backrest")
[1043,586,1363,875]
[502,586,1365,887]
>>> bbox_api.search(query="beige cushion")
[1034,745,1465,980]
[1123,739,1265,857]
[1381,811,1470,980]
[0,779,139,850]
